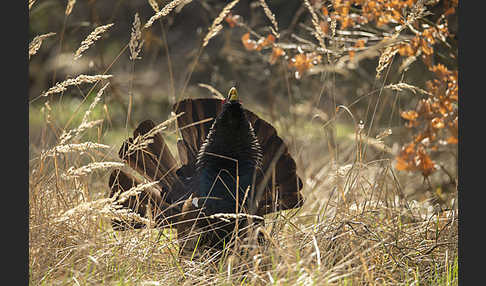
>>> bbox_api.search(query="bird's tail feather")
[244,109,304,215]
[108,120,189,230]
[108,169,171,230]
[173,98,304,216]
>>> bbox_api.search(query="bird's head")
[225,86,239,104]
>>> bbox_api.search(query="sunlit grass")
[29,0,458,285]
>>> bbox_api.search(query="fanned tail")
[244,109,304,215]
[118,120,184,200]
[173,98,304,216]
[173,99,222,169]
[109,98,304,231]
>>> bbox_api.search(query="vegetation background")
[29,0,458,285]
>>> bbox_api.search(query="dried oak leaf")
[269,46,285,65]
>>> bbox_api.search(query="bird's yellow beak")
[228,87,238,102]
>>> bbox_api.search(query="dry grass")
[74,23,115,61]
[29,0,36,10]
[65,0,76,16]
[29,129,458,285]
[302,0,327,54]
[129,13,144,61]
[202,0,241,47]
[29,32,56,60]
[29,1,457,285]
[258,0,279,38]
[40,74,112,98]
[29,97,457,284]
[144,0,192,29]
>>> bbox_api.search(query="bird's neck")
[194,102,263,203]
[197,103,255,165]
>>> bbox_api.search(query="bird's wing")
[108,120,189,229]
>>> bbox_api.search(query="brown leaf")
[269,46,284,65]
[431,117,445,129]
[241,32,258,51]
[400,110,419,121]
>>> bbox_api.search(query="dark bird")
[108,87,304,255]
